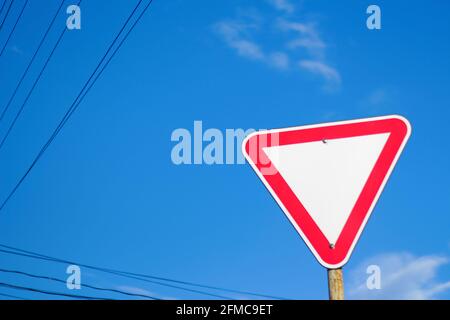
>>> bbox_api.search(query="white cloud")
[268,0,295,14]
[278,20,314,34]
[348,252,450,300]
[366,89,388,106]
[214,20,290,70]
[299,60,341,84]
[357,89,392,114]
[288,37,326,53]
[11,45,24,55]
[232,39,265,60]
[116,285,160,299]
[213,4,340,90]
[214,21,264,60]
[277,19,326,56]
[278,18,340,88]
[269,51,290,69]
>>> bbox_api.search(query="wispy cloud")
[348,252,450,300]
[229,39,265,60]
[357,88,393,114]
[214,21,264,61]
[115,285,161,299]
[277,18,339,87]
[366,89,388,106]
[277,19,326,57]
[267,0,295,14]
[269,51,290,69]
[11,45,24,55]
[213,3,340,90]
[214,19,289,70]
[299,60,340,85]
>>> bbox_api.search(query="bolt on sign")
[242,115,411,269]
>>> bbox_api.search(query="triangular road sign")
[242,115,411,269]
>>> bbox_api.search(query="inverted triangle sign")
[242,115,411,269]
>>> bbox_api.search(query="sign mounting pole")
[327,268,344,300]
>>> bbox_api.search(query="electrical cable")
[0,0,66,123]
[0,0,13,31]
[0,247,234,299]
[0,292,26,299]
[0,1,8,20]
[0,243,288,299]
[0,0,81,151]
[0,281,109,300]
[0,268,159,299]
[0,0,28,57]
[0,0,150,212]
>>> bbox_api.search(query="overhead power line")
[0,0,78,150]
[0,0,14,31]
[0,243,288,300]
[0,0,287,300]
[0,0,287,301]
[0,268,159,300]
[0,0,151,211]
[0,1,8,20]
[0,0,65,123]
[0,247,234,300]
[0,281,109,300]
[49,0,155,139]
[0,292,25,300]
[0,0,28,57]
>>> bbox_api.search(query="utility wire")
[91,267,235,300]
[0,247,234,300]
[0,0,287,301]
[51,0,154,139]
[0,292,25,299]
[0,0,13,31]
[0,244,288,300]
[0,0,65,123]
[0,0,149,211]
[0,282,109,300]
[0,1,7,20]
[0,0,28,57]
[0,268,159,300]
[0,0,79,151]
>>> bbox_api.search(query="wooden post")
[327,268,344,300]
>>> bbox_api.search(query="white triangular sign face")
[242,116,411,268]
[263,133,390,245]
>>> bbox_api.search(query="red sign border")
[242,115,411,269]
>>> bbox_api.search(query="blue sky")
[0,0,449,299]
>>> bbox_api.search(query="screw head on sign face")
[329,243,335,249]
